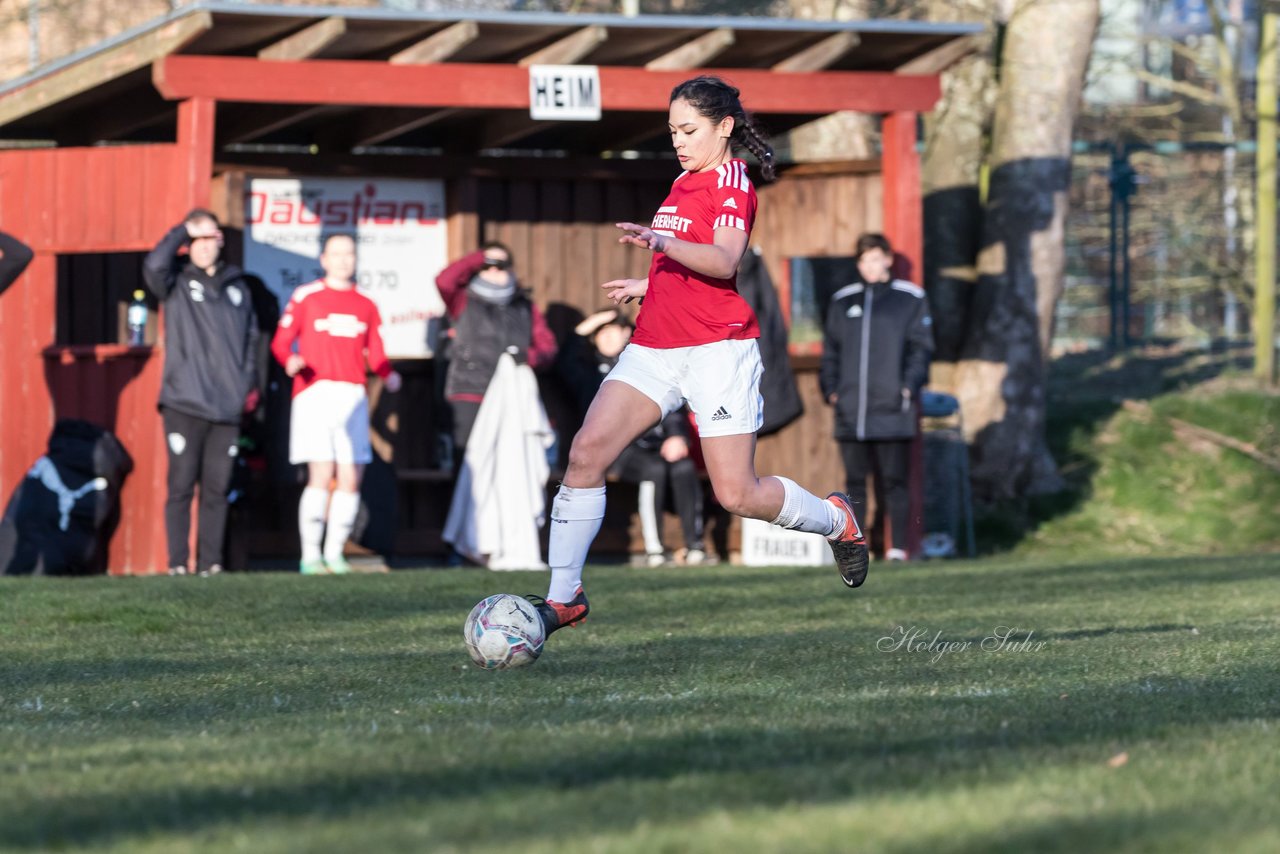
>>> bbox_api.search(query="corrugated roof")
[0,1,981,154]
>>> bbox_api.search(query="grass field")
[983,345,1280,557]
[3,554,1278,853]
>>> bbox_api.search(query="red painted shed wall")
[0,144,190,574]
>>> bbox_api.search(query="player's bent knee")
[564,438,611,483]
[711,482,752,517]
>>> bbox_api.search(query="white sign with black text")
[243,177,449,359]
[739,517,835,567]
[528,65,602,121]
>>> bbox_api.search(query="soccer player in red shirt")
[526,76,869,638]
[271,233,402,574]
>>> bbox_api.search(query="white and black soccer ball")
[463,593,546,670]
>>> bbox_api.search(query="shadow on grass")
[1,638,1277,849]
[905,803,1225,854]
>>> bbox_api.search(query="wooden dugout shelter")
[0,2,979,574]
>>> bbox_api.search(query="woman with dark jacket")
[434,242,558,460]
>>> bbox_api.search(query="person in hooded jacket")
[434,242,558,464]
[142,209,259,576]
[820,233,933,562]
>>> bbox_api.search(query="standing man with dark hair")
[143,209,260,576]
[0,230,34,297]
[820,233,933,562]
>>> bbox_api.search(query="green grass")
[1022,386,1280,557]
[3,556,1278,853]
[992,347,1280,557]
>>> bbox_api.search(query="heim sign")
[528,65,601,121]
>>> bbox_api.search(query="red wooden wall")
[0,141,199,575]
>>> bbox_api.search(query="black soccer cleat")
[524,588,590,637]
[826,492,870,588]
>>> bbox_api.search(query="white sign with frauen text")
[739,516,835,567]
[244,177,448,359]
[529,65,601,121]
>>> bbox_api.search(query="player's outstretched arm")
[615,222,748,280]
[602,277,648,306]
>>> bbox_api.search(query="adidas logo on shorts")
[710,406,732,422]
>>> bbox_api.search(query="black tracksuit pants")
[839,438,910,553]
[162,407,239,571]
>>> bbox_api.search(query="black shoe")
[826,492,869,588]
[524,588,590,637]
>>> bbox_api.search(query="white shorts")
[289,380,372,465]
[605,338,764,438]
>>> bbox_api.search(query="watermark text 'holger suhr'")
[877,626,1048,664]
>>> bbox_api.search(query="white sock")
[768,476,843,537]
[324,490,361,561]
[299,487,329,563]
[547,485,606,602]
[636,480,663,556]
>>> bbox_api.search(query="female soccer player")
[271,233,401,574]
[527,76,869,638]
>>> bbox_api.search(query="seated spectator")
[570,309,707,566]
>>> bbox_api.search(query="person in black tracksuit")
[820,233,933,561]
[0,230,34,297]
[142,210,259,576]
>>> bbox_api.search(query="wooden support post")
[177,97,215,209]
[881,111,922,278]
[880,109,926,558]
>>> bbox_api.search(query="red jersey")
[631,158,761,349]
[270,280,392,398]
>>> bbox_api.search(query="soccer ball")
[463,593,546,670]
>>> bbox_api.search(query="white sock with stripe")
[547,484,606,603]
[768,476,843,537]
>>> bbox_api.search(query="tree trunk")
[920,4,995,368]
[951,0,1099,502]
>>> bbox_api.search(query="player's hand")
[827,393,838,405]
[615,222,667,253]
[285,354,306,377]
[385,371,403,393]
[602,277,648,306]
[243,387,261,414]
[660,435,689,463]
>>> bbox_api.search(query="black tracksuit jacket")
[142,226,259,425]
[820,277,934,441]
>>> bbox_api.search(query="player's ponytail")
[736,118,776,183]
[670,75,777,183]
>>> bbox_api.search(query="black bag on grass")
[0,419,133,575]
